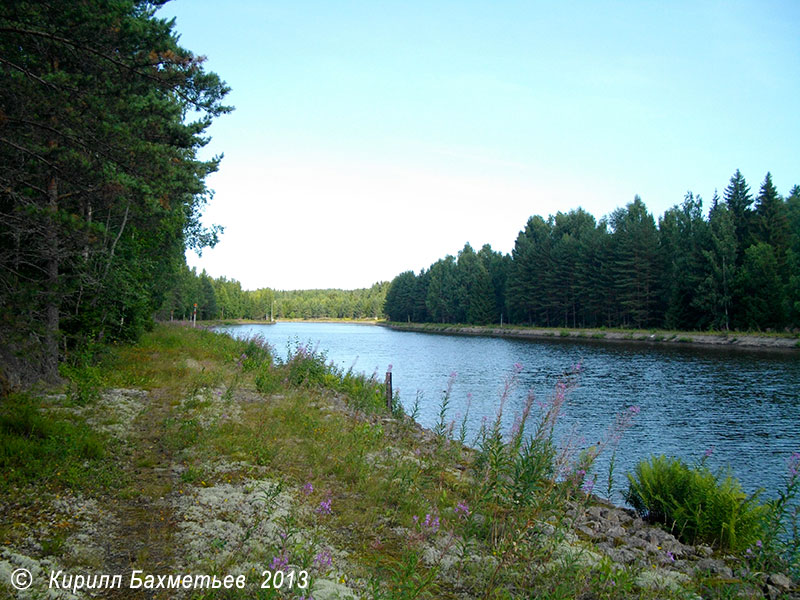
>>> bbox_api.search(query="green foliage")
[737,242,786,329]
[278,343,387,413]
[384,170,798,333]
[160,273,389,322]
[0,394,115,493]
[0,0,231,384]
[625,455,769,551]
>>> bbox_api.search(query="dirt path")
[100,389,180,599]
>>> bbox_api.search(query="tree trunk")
[43,173,60,380]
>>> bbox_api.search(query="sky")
[158,1,800,291]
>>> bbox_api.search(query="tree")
[723,169,754,264]
[456,243,495,325]
[384,271,417,322]
[609,196,661,328]
[754,172,789,273]
[694,203,737,330]
[659,192,708,330]
[426,256,459,323]
[507,216,552,325]
[786,186,800,327]
[0,0,230,383]
[736,242,785,330]
[478,244,511,324]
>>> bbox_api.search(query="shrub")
[285,343,329,388]
[625,454,768,551]
[279,343,388,413]
[254,365,283,394]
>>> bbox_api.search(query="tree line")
[0,1,230,385]
[157,267,388,322]
[384,171,800,332]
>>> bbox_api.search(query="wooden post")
[385,371,393,412]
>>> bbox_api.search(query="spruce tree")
[723,169,755,264]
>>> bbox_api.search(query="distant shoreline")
[381,322,800,351]
[200,318,381,326]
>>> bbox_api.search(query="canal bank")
[382,322,800,351]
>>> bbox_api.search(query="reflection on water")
[218,322,800,500]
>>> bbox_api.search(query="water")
[217,322,800,501]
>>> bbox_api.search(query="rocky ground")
[384,323,800,351]
[1,337,797,599]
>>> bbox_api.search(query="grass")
[0,393,120,495]
[1,323,797,599]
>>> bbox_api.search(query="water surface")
[218,322,800,501]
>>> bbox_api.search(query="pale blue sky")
[159,1,800,290]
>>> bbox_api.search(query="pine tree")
[384,271,417,322]
[456,243,495,325]
[736,243,785,330]
[754,172,789,273]
[723,169,755,264]
[609,196,661,328]
[507,216,552,325]
[695,203,737,330]
[478,244,511,324]
[660,192,708,330]
[0,0,230,382]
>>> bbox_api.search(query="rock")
[617,510,635,525]
[694,557,733,578]
[695,544,714,558]
[586,505,604,520]
[734,583,763,599]
[577,525,600,540]
[605,525,627,539]
[312,578,358,600]
[635,568,690,594]
[767,573,792,591]
[599,545,640,564]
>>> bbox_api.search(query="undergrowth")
[2,323,798,599]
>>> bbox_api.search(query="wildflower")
[269,553,289,570]
[455,501,470,518]
[582,478,595,495]
[704,447,714,458]
[628,405,640,415]
[314,549,333,570]
[756,540,762,548]
[513,362,523,372]
[316,498,332,515]
[666,550,675,562]
[423,513,440,533]
[303,482,314,495]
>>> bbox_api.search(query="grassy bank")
[382,322,800,351]
[1,325,797,599]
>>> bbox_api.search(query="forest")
[158,267,388,322]
[2,1,797,391]
[384,172,800,332]
[0,1,230,385]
